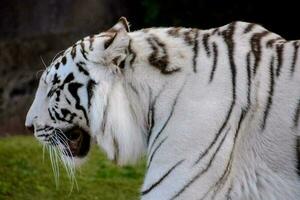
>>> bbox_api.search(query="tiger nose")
[26,125,34,133]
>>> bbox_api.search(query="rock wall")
[0,0,130,135]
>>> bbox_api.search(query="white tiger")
[25,17,300,199]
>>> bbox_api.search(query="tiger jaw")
[63,127,91,158]
[36,126,91,158]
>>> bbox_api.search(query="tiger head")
[25,17,145,167]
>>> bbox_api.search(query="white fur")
[26,19,300,200]
[90,78,146,165]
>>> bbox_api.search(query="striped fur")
[26,18,300,199]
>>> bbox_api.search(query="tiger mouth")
[60,126,91,158]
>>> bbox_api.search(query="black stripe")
[89,35,95,51]
[55,63,60,70]
[147,35,179,74]
[266,37,283,48]
[48,72,75,98]
[80,40,85,51]
[128,82,139,97]
[119,59,125,69]
[80,41,88,60]
[209,42,218,82]
[48,108,56,122]
[250,31,270,75]
[223,22,237,100]
[101,102,108,134]
[147,137,167,169]
[202,33,211,57]
[212,28,219,35]
[147,107,155,144]
[290,41,299,76]
[68,82,89,126]
[71,45,77,59]
[244,23,256,34]
[147,36,167,69]
[261,56,275,130]
[47,73,75,98]
[52,108,72,124]
[209,109,248,200]
[52,73,60,85]
[142,159,184,195]
[61,108,77,123]
[194,22,237,165]
[147,86,154,144]
[87,79,96,110]
[167,27,195,46]
[148,81,186,153]
[113,136,119,163]
[192,29,199,73]
[62,73,75,86]
[167,27,181,37]
[104,33,117,49]
[76,62,89,76]
[183,30,193,46]
[80,49,88,60]
[171,127,231,200]
[61,56,67,65]
[147,85,166,144]
[246,52,252,106]
[47,89,55,98]
[293,98,300,128]
[148,98,174,152]
[65,96,71,105]
[296,137,300,176]
[225,184,233,200]
[128,39,137,66]
[55,90,60,102]
[275,44,284,77]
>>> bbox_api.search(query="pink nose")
[26,125,34,133]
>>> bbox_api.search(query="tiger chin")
[26,17,300,199]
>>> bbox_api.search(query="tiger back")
[128,21,300,200]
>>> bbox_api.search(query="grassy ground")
[0,136,145,200]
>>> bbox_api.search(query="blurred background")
[0,0,300,136]
[0,0,299,199]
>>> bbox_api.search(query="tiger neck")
[120,23,300,199]
[125,28,196,147]
[125,29,241,198]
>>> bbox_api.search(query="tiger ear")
[89,17,130,68]
[103,24,130,69]
[107,17,130,33]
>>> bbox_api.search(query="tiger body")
[129,22,300,200]
[26,18,300,200]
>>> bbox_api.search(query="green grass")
[0,136,146,200]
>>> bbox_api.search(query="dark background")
[0,0,299,135]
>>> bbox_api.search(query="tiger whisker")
[52,141,61,188]
[55,128,72,142]
[42,143,46,163]
[52,142,61,188]
[51,130,78,191]
[51,49,65,65]
[48,142,59,188]
[35,56,47,78]
[40,56,47,69]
